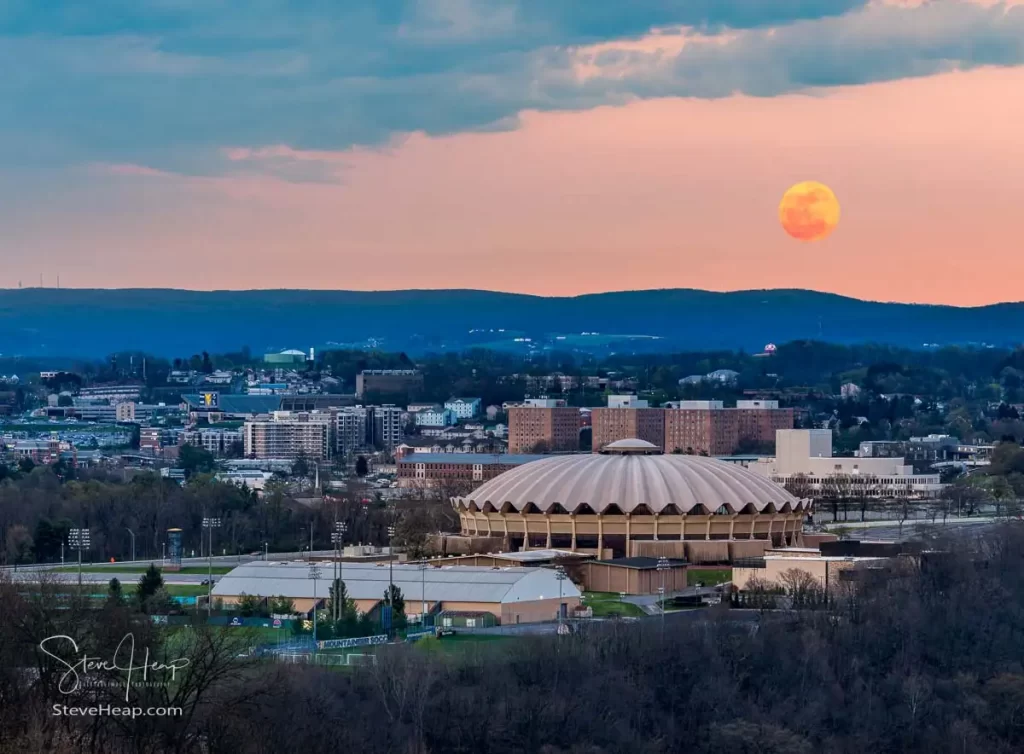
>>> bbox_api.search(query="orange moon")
[778,181,840,241]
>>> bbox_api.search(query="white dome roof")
[455,453,804,515]
[603,438,658,451]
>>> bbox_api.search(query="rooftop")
[399,453,547,466]
[212,560,581,603]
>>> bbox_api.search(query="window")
[443,617,453,627]
[465,618,476,628]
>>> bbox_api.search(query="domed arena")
[451,439,809,558]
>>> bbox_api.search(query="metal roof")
[212,561,581,604]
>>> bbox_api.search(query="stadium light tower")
[331,520,348,622]
[308,562,322,656]
[68,528,91,588]
[202,517,222,617]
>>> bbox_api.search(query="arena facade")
[451,439,810,559]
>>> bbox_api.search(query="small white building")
[607,395,649,408]
[415,406,458,427]
[444,397,482,419]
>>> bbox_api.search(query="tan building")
[580,557,688,595]
[508,399,581,453]
[211,560,581,624]
[115,401,136,422]
[592,407,665,451]
[453,439,809,558]
[243,411,332,460]
[732,540,905,591]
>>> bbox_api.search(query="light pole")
[421,562,428,626]
[202,517,221,617]
[656,556,670,640]
[264,541,268,561]
[331,521,348,622]
[125,527,136,563]
[68,528,90,589]
[308,562,322,656]
[555,566,567,633]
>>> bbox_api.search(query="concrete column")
[728,515,736,539]
[625,514,632,557]
[545,514,552,549]
[597,515,604,556]
[570,514,577,550]
[500,514,510,550]
[705,516,711,541]
[521,513,530,550]
[680,514,686,541]
[653,514,660,541]
[766,515,774,544]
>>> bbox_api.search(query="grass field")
[54,565,235,575]
[687,568,732,587]
[413,634,513,655]
[582,592,646,618]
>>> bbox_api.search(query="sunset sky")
[2,0,1024,305]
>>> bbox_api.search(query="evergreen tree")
[382,583,407,630]
[107,577,123,604]
[136,564,164,611]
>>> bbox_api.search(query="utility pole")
[125,527,136,563]
[202,517,221,617]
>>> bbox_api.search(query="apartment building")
[335,406,370,456]
[662,400,793,456]
[444,397,482,419]
[184,428,244,456]
[508,398,580,453]
[371,404,404,451]
[414,406,457,427]
[591,396,665,451]
[243,411,332,460]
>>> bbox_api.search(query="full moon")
[778,181,840,241]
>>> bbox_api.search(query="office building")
[748,429,943,499]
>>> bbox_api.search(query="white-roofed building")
[211,560,581,624]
